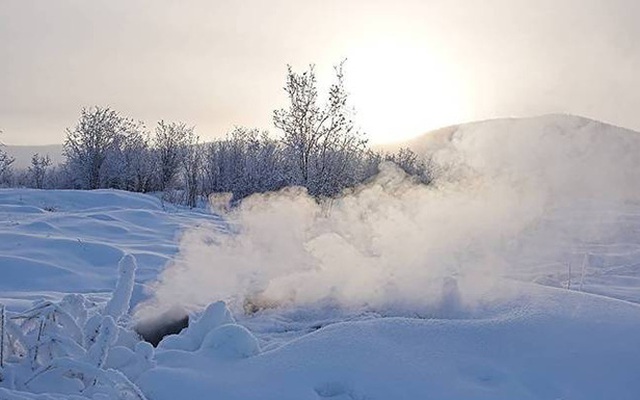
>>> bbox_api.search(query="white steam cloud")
[136,115,640,319]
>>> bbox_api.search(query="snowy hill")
[1,115,640,399]
[392,114,640,177]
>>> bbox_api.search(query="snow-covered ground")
[2,115,640,399]
[0,189,222,310]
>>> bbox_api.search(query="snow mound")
[0,189,163,213]
[157,301,236,352]
[199,324,260,359]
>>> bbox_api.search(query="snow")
[0,189,223,310]
[1,115,640,399]
[156,301,236,352]
[198,323,260,360]
[140,285,640,400]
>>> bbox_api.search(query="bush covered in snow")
[0,254,261,399]
[0,255,150,399]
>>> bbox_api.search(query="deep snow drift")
[2,115,640,399]
[0,189,222,311]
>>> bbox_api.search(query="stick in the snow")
[579,253,588,292]
[0,303,5,369]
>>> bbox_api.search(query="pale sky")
[1,0,639,145]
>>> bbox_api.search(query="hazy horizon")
[2,0,640,145]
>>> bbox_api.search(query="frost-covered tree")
[121,129,154,192]
[0,131,15,186]
[63,107,131,189]
[154,121,192,191]
[201,137,235,197]
[385,147,435,185]
[45,163,75,190]
[99,128,128,190]
[27,153,51,189]
[244,129,287,195]
[101,122,152,192]
[64,107,153,191]
[201,127,287,201]
[273,61,368,197]
[181,130,202,208]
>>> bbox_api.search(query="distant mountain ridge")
[3,144,64,169]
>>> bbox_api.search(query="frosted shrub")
[0,254,151,399]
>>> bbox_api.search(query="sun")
[347,39,470,144]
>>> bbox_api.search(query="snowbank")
[0,189,224,310]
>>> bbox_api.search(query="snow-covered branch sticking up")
[104,254,137,321]
[84,317,116,369]
[1,303,5,369]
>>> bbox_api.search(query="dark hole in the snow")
[135,311,190,347]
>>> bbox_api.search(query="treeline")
[0,64,433,207]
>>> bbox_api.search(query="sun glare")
[348,39,469,144]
